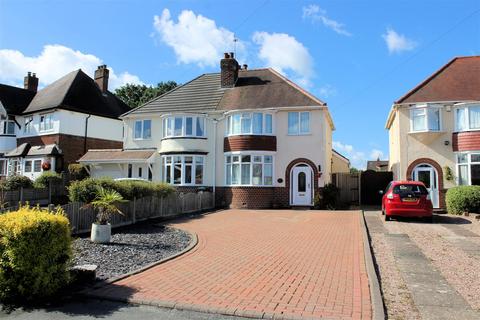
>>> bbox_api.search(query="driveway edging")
[360,210,385,320]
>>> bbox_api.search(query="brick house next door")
[291,164,313,206]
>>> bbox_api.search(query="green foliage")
[349,167,360,174]
[68,164,89,181]
[0,206,72,302]
[114,81,178,108]
[68,178,175,203]
[446,186,480,215]
[321,183,339,210]
[34,171,63,189]
[444,166,455,181]
[3,175,33,190]
[89,187,126,224]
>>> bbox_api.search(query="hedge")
[446,185,480,215]
[68,164,89,181]
[1,175,33,191]
[68,178,175,203]
[34,171,63,189]
[0,206,72,302]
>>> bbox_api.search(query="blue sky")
[1,0,479,168]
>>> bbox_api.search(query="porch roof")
[78,149,156,164]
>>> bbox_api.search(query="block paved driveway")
[89,210,372,320]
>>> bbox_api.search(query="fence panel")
[332,173,359,205]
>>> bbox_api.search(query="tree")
[114,81,178,108]
[350,167,360,174]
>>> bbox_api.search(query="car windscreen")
[392,184,428,195]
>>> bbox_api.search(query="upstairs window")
[226,112,273,136]
[39,113,54,131]
[288,112,310,135]
[1,120,15,135]
[134,119,152,140]
[162,116,205,138]
[24,116,33,134]
[410,107,441,132]
[455,105,480,132]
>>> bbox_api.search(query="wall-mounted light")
[444,140,450,146]
[318,165,322,172]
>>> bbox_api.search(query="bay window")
[1,120,15,135]
[225,153,273,186]
[457,152,480,186]
[39,113,54,131]
[410,106,441,132]
[226,112,273,136]
[162,116,205,138]
[288,112,310,135]
[134,119,151,140]
[455,105,480,132]
[163,155,204,185]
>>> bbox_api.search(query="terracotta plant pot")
[91,223,111,243]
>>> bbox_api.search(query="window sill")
[453,129,480,133]
[224,185,275,187]
[225,133,275,137]
[133,138,152,141]
[161,136,207,140]
[287,133,311,136]
[408,130,444,134]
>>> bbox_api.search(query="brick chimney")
[24,72,38,92]
[94,65,109,93]
[220,52,239,88]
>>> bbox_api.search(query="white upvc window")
[39,113,54,132]
[162,155,204,185]
[0,159,6,176]
[0,120,15,135]
[162,115,205,138]
[288,112,310,135]
[409,105,441,132]
[225,112,273,136]
[24,116,33,133]
[225,153,274,186]
[455,104,480,132]
[134,119,152,140]
[456,152,480,186]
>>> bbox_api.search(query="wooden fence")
[331,172,360,205]
[62,191,215,234]
[0,183,67,207]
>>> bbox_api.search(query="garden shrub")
[0,206,72,302]
[68,178,175,203]
[446,186,480,215]
[68,164,89,181]
[321,183,339,210]
[3,175,33,190]
[34,171,63,189]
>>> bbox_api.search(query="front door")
[291,166,312,206]
[413,165,439,208]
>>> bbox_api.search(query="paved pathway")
[88,210,372,320]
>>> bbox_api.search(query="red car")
[380,181,433,222]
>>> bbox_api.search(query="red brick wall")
[18,133,122,170]
[452,131,480,152]
[224,136,277,152]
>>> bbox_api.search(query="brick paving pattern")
[89,210,372,319]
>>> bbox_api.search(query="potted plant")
[88,187,126,243]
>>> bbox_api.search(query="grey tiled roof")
[124,73,226,116]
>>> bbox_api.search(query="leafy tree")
[350,167,360,174]
[114,81,178,108]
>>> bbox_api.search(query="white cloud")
[382,28,417,54]
[153,9,245,68]
[333,141,386,169]
[318,84,337,98]
[0,44,143,90]
[302,5,351,36]
[252,31,313,86]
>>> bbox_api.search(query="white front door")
[291,166,312,206]
[413,165,439,208]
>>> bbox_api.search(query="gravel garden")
[73,223,192,280]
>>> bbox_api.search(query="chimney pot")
[24,72,38,92]
[94,65,110,93]
[243,64,248,70]
[230,52,234,59]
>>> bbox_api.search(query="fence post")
[48,181,52,204]
[132,197,136,224]
[20,187,23,204]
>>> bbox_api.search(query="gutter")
[84,114,91,153]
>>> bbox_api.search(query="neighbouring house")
[1,65,130,180]
[386,56,480,209]
[80,53,338,209]
[0,79,36,178]
[366,158,389,172]
[332,149,350,173]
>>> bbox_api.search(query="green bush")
[68,164,89,181]
[446,186,480,215]
[34,171,63,189]
[321,183,339,210]
[68,178,175,203]
[3,175,33,190]
[0,206,72,302]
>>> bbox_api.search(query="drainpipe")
[212,118,218,207]
[84,114,91,154]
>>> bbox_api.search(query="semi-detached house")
[80,53,337,209]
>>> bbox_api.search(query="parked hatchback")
[380,181,433,222]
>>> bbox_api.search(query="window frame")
[162,115,206,139]
[133,119,152,140]
[456,151,480,186]
[225,112,274,136]
[39,113,54,132]
[409,105,442,133]
[454,104,480,132]
[224,151,274,187]
[24,116,33,134]
[162,154,205,186]
[287,111,311,135]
